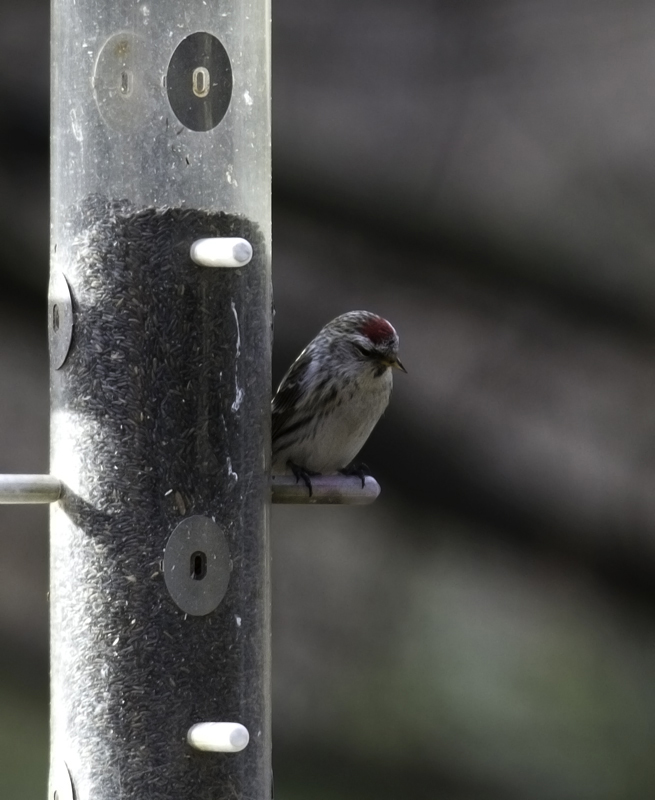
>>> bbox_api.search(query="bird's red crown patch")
[360,317,394,345]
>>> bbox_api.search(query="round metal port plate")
[164,515,231,616]
[167,32,233,132]
[48,271,73,370]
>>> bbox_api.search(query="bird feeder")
[0,0,382,797]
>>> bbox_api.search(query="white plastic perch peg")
[187,722,250,753]
[190,237,253,268]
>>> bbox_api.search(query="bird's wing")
[271,348,313,441]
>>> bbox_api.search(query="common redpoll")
[272,310,405,493]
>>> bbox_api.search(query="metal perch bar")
[0,474,380,505]
[0,474,62,503]
[271,474,380,504]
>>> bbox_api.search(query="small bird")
[272,310,405,494]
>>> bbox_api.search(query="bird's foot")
[288,461,321,498]
[339,462,370,489]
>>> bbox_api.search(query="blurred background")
[3,0,655,798]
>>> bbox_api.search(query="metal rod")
[271,475,381,504]
[0,474,380,506]
[0,474,62,503]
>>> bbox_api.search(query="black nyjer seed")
[49,196,272,799]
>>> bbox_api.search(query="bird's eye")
[353,342,374,358]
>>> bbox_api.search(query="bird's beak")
[385,356,407,373]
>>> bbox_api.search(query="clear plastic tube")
[50,2,271,798]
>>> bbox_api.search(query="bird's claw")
[288,462,320,498]
[339,462,370,489]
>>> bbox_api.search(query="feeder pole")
[49,0,271,797]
